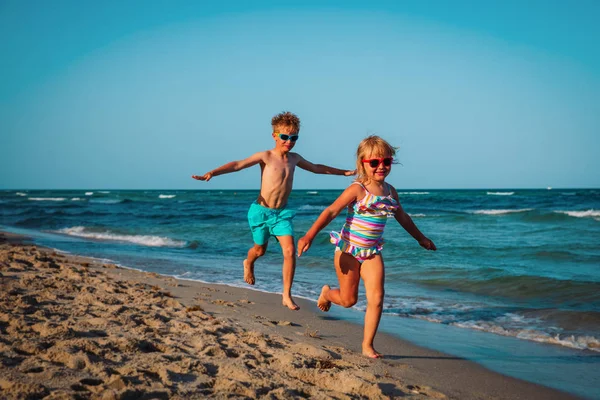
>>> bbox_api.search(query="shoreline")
[0,231,582,399]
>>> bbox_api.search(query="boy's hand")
[344,169,357,176]
[419,237,437,251]
[192,173,213,181]
[297,236,312,257]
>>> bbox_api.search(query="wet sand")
[0,231,580,399]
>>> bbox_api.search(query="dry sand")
[0,232,580,399]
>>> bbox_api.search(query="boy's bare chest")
[263,161,295,179]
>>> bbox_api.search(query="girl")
[297,135,436,358]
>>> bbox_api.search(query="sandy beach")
[0,232,581,399]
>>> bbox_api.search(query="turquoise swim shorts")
[247,202,296,245]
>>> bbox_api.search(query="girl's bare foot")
[317,285,331,312]
[282,295,300,310]
[243,259,255,285]
[362,345,383,359]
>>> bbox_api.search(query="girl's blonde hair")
[355,135,397,184]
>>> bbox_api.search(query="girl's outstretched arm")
[297,184,363,257]
[192,152,265,181]
[391,187,437,251]
[296,155,356,176]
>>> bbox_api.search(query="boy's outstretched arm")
[297,185,362,257]
[192,152,264,182]
[296,156,356,176]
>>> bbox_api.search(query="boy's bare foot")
[282,295,300,311]
[362,345,383,359]
[243,259,255,285]
[317,285,331,312]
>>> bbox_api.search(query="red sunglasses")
[362,157,393,168]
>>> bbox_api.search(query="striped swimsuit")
[330,182,399,262]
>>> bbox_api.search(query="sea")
[1,188,599,398]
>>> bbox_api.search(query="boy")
[192,111,354,310]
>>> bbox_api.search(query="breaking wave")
[56,226,187,248]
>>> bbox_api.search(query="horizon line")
[2,187,599,191]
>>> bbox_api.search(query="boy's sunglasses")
[362,157,393,168]
[275,133,299,142]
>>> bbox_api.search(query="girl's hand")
[419,237,437,251]
[344,169,357,176]
[297,236,312,257]
[192,173,212,181]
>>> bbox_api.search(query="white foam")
[398,192,430,195]
[473,209,532,215]
[99,191,111,193]
[414,315,444,323]
[16,192,27,196]
[57,226,187,248]
[70,198,84,201]
[159,194,176,199]
[451,321,600,352]
[487,191,514,196]
[28,197,67,201]
[85,192,94,196]
[555,209,600,219]
[306,191,319,195]
[408,213,427,218]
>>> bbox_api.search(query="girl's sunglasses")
[276,133,299,142]
[362,157,393,168]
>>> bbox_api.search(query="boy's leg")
[246,202,270,285]
[276,235,299,310]
[359,254,385,358]
[244,243,268,285]
[319,251,361,310]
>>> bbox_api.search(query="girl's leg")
[276,235,299,310]
[319,251,361,311]
[359,254,385,358]
[244,242,268,285]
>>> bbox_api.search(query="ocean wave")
[56,226,187,248]
[16,217,64,228]
[450,320,599,352]
[383,300,600,352]
[398,192,430,195]
[408,213,427,218]
[555,209,600,219]
[16,192,27,196]
[472,208,533,215]
[487,191,514,196]
[159,194,176,199]
[85,192,94,196]
[28,197,67,201]
[306,191,319,195]
[89,199,127,204]
[417,274,600,305]
[527,250,600,264]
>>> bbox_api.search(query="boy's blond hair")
[272,111,301,132]
[355,135,397,184]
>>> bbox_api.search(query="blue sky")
[1,0,599,189]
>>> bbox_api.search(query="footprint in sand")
[212,299,235,307]
[23,367,44,374]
